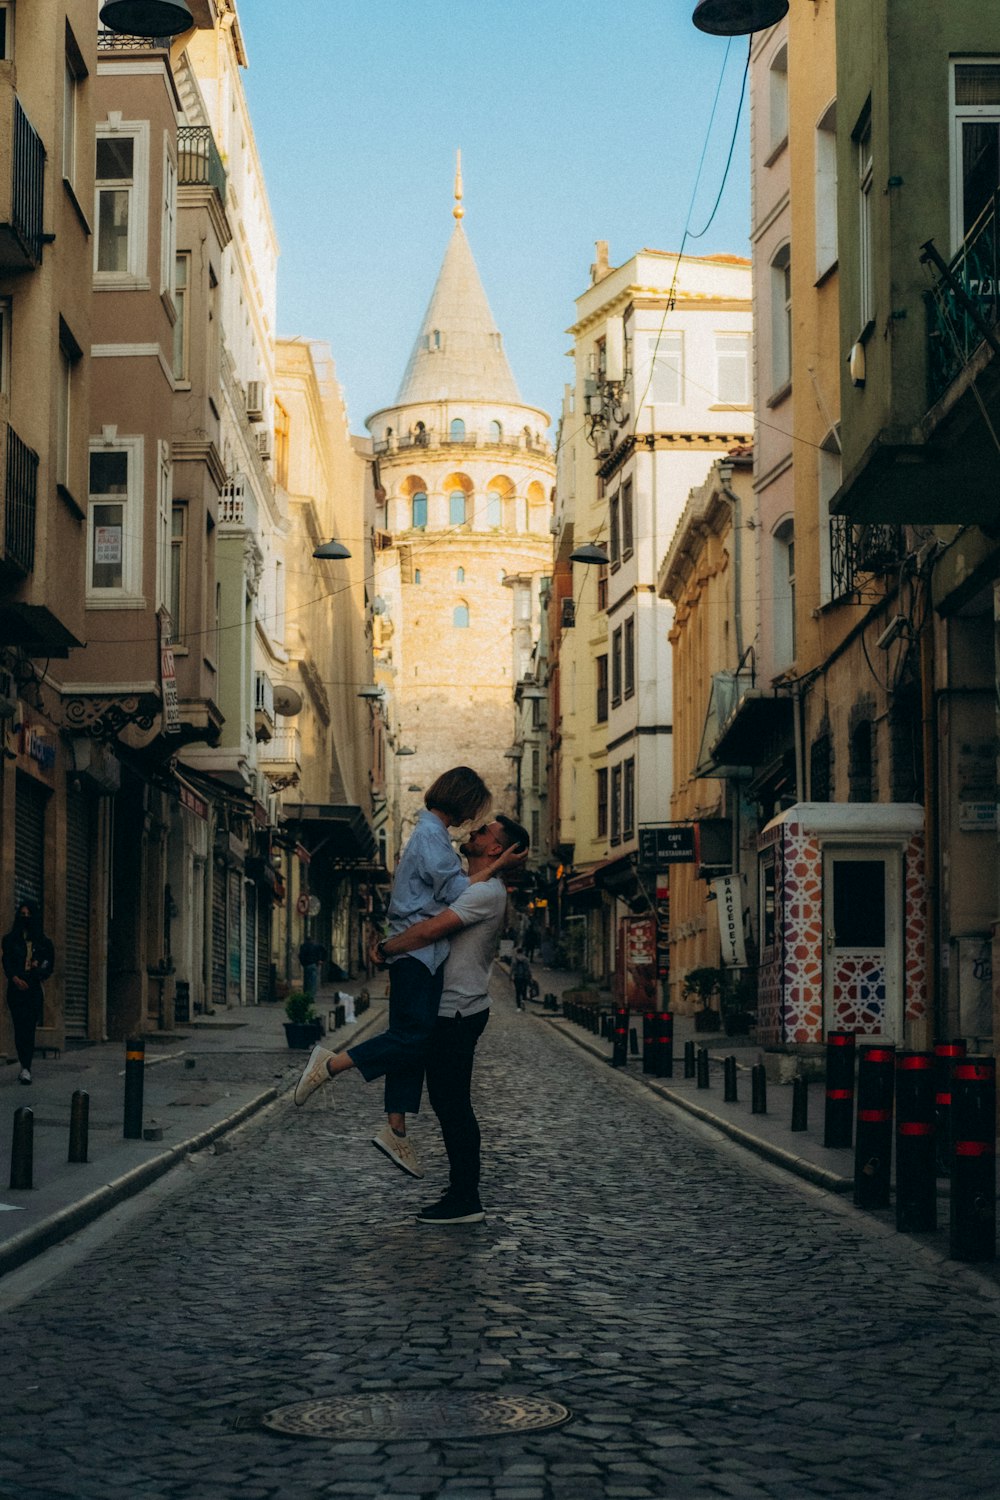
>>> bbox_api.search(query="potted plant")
[284,991,324,1049]
[682,966,725,1032]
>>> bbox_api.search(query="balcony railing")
[0,89,45,271]
[259,725,301,772]
[177,125,227,202]
[925,188,1000,404]
[830,518,904,600]
[375,428,552,460]
[97,28,170,49]
[254,670,274,720]
[3,424,37,575]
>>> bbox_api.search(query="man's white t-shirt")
[438,877,508,1019]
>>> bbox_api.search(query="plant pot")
[284,1019,323,1049]
[694,1008,723,1033]
[723,1009,755,1036]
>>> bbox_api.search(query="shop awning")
[711,689,793,769]
[281,802,378,864]
[566,852,637,898]
[694,671,755,779]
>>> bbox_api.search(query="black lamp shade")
[313,539,351,560]
[570,543,610,565]
[692,0,788,35]
[100,0,194,37]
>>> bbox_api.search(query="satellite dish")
[273,684,303,717]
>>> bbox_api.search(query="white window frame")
[770,245,792,394]
[168,500,186,643]
[768,42,789,158]
[642,331,683,408]
[173,250,191,383]
[155,439,172,614]
[0,3,14,61]
[56,344,72,490]
[815,98,838,279]
[63,54,78,189]
[773,516,796,668]
[94,119,150,288]
[160,134,177,301]
[715,333,751,406]
[950,58,1000,253]
[87,434,144,607]
[857,109,874,334]
[817,430,843,608]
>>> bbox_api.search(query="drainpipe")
[920,605,939,1044]
[717,461,745,664]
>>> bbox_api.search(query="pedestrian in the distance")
[523,919,539,962]
[2,900,55,1085]
[511,948,532,1010]
[298,935,325,1000]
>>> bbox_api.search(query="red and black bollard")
[696,1046,710,1089]
[654,1011,674,1079]
[824,1030,856,1149]
[895,1052,936,1232]
[9,1106,33,1189]
[123,1036,145,1140]
[611,1006,629,1068]
[854,1044,895,1210]
[68,1089,90,1165]
[950,1056,996,1263]
[751,1064,767,1115]
[791,1077,808,1132]
[934,1038,967,1176]
[642,1013,656,1073]
[683,1039,696,1079]
[724,1055,738,1103]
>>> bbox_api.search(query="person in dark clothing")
[511,948,532,1010]
[298,936,325,1000]
[522,920,539,961]
[3,900,55,1085]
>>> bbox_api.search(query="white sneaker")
[372,1122,424,1178]
[17,1068,30,1084]
[293,1045,335,1106]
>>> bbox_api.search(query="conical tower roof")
[395,220,523,407]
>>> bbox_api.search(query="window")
[715,335,751,405]
[453,603,469,628]
[849,718,874,803]
[810,733,831,802]
[623,757,635,838]
[173,252,190,381]
[596,653,608,723]
[857,107,874,331]
[624,615,635,698]
[56,319,81,495]
[818,431,843,606]
[486,491,502,527]
[531,749,540,791]
[610,491,620,567]
[411,491,427,529]
[449,417,466,442]
[455,567,464,583]
[88,437,143,601]
[414,569,421,584]
[643,332,683,405]
[155,440,172,614]
[0,298,10,396]
[449,489,466,525]
[161,140,177,300]
[815,99,838,278]
[611,625,623,706]
[773,518,796,667]
[611,764,622,843]
[761,856,776,951]
[770,245,792,393]
[621,478,634,556]
[531,809,540,849]
[597,563,608,611]
[596,767,608,838]
[168,503,186,641]
[0,4,13,60]
[952,62,1000,247]
[63,36,85,190]
[95,126,148,281]
[489,420,502,443]
[769,43,788,155]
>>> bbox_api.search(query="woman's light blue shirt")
[386,810,469,972]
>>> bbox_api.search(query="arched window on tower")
[449,489,466,525]
[453,602,470,628]
[486,492,502,528]
[412,491,428,529]
[489,420,503,444]
[456,567,465,583]
[450,417,466,442]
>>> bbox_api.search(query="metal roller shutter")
[211,861,226,1009]
[227,869,241,1005]
[14,774,46,909]
[245,882,257,1006]
[64,793,91,1038]
[256,897,270,1003]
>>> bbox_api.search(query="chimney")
[591,240,610,284]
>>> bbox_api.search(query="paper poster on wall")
[95,526,122,564]
[711,874,746,968]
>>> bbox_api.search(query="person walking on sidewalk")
[368,814,530,1224]
[298,936,325,1001]
[510,949,532,1010]
[293,768,523,1178]
[2,900,55,1085]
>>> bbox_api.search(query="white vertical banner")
[711,875,746,968]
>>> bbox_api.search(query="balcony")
[177,125,227,203]
[254,670,274,742]
[376,428,553,461]
[259,725,302,786]
[1,423,37,576]
[97,27,170,49]
[925,190,1000,406]
[829,518,903,601]
[0,83,44,272]
[218,475,258,533]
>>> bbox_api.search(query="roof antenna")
[453,149,464,221]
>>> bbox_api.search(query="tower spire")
[453,148,464,221]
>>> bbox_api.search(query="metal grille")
[259,1392,572,1441]
[4,424,37,575]
[63,793,91,1038]
[177,125,227,200]
[245,882,257,1005]
[14,774,46,910]
[211,862,226,1009]
[11,97,44,267]
[830,517,903,599]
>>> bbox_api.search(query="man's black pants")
[424,1008,489,1203]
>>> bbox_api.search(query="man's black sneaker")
[416,1195,485,1225]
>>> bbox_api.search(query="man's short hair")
[424,766,491,824]
[495,814,530,852]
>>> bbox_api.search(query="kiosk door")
[823,847,903,1041]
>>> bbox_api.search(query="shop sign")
[19,720,56,772]
[655,874,670,981]
[179,783,208,821]
[711,874,747,967]
[639,825,696,865]
[160,644,180,734]
[959,802,997,831]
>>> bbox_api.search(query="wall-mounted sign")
[160,644,181,734]
[711,874,747,968]
[639,825,696,866]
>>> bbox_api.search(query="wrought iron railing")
[97,28,170,49]
[925,188,1000,403]
[11,97,44,267]
[4,424,37,575]
[177,125,227,201]
[830,517,903,599]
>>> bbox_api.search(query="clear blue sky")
[237,0,751,434]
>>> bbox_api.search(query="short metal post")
[123,1035,145,1140]
[723,1055,738,1103]
[696,1046,710,1089]
[854,1044,895,1210]
[642,1012,656,1074]
[934,1037,967,1176]
[824,1030,856,1148]
[895,1052,936,1232]
[9,1106,33,1189]
[654,1011,674,1079]
[791,1077,808,1132]
[68,1089,90,1164]
[683,1039,696,1079]
[629,1025,639,1056]
[950,1056,996,1262]
[751,1064,767,1114]
[611,1006,629,1068]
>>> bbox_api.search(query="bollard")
[696,1046,710,1089]
[611,1006,629,1068]
[934,1038,967,1176]
[950,1056,996,1263]
[123,1035,145,1140]
[629,1025,639,1057]
[68,1089,90,1164]
[642,1012,657,1074]
[9,1106,32,1189]
[854,1044,895,1210]
[791,1077,808,1132]
[751,1064,767,1115]
[895,1052,936,1233]
[824,1030,856,1149]
[684,1039,696,1079]
[654,1011,674,1079]
[723,1055,738,1103]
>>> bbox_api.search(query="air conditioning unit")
[560,598,576,628]
[256,431,271,460]
[245,382,264,423]
[374,529,393,551]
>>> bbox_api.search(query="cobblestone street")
[2,986,1000,1500]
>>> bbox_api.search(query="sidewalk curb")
[547,1016,854,1196]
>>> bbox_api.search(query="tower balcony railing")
[925,187,1000,405]
[374,428,552,459]
[177,125,227,203]
[830,518,904,601]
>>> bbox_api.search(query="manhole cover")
[259,1392,571,1440]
